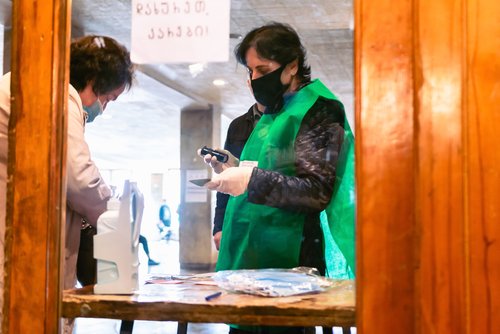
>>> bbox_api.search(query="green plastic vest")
[216,79,356,279]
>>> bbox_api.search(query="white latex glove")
[197,148,239,174]
[206,166,254,196]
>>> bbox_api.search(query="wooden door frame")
[355,0,499,333]
[2,0,71,333]
[3,0,499,333]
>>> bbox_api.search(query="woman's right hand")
[197,148,239,174]
[213,231,222,250]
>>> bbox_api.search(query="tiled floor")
[73,235,356,334]
[74,319,354,334]
[74,318,228,334]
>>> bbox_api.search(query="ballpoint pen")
[205,291,222,301]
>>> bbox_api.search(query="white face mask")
[83,99,103,123]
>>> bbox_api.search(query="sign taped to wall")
[131,0,230,63]
[185,169,208,203]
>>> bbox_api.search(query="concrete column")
[179,104,220,270]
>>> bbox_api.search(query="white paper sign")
[185,169,208,203]
[131,0,231,63]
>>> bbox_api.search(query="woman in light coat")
[64,35,134,290]
[0,35,134,330]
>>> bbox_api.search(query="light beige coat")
[64,84,111,289]
[0,74,110,303]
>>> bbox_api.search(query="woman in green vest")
[203,22,354,334]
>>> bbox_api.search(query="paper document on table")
[145,272,215,285]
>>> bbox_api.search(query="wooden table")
[62,279,355,332]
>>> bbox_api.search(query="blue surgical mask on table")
[83,99,103,123]
[250,65,289,110]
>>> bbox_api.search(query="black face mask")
[251,65,289,111]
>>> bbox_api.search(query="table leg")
[120,320,134,334]
[177,322,188,334]
[342,327,351,334]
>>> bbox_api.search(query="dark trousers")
[76,227,97,286]
[139,234,150,257]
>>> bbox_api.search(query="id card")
[239,160,258,168]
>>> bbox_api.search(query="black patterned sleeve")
[247,97,345,212]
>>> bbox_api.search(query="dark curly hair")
[70,35,134,95]
[235,22,311,83]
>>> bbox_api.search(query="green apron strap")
[320,119,356,278]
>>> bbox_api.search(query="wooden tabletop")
[62,279,355,327]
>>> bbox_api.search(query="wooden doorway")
[2,0,499,333]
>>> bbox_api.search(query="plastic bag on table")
[212,267,337,297]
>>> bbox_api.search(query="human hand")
[213,231,222,250]
[197,147,239,174]
[206,167,254,196]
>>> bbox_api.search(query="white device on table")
[94,180,143,294]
